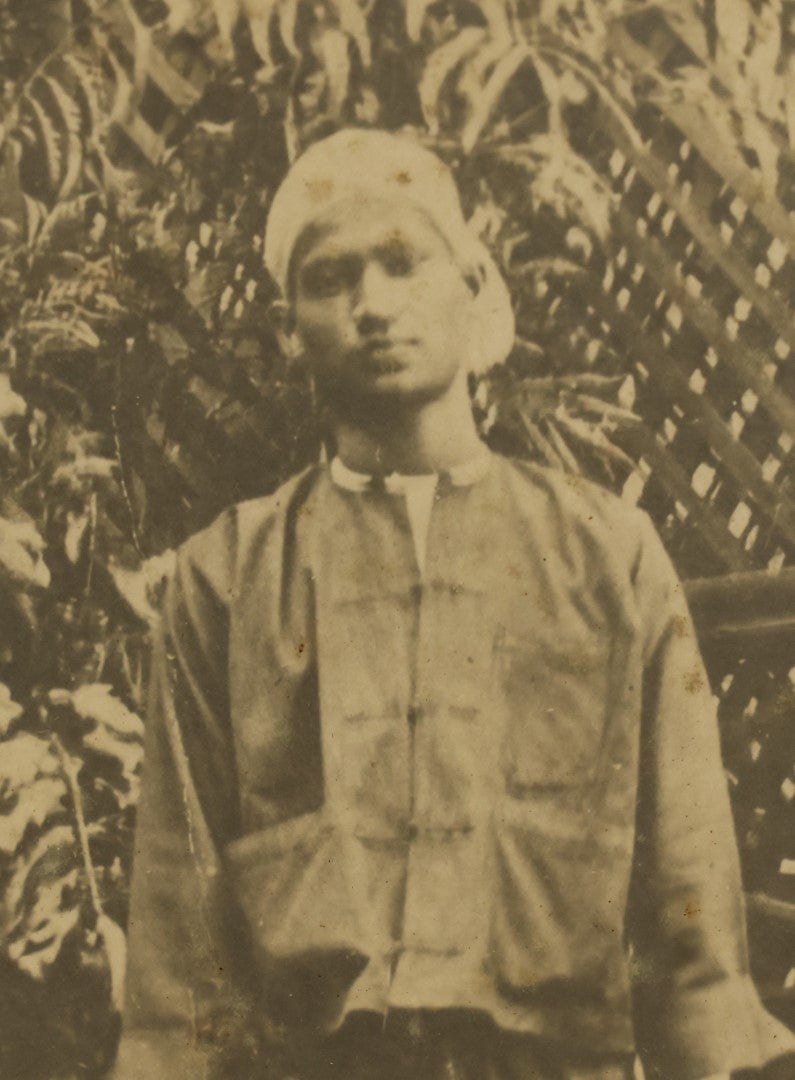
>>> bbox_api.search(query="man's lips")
[359,336,416,352]
[356,338,417,371]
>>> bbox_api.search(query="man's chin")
[321,373,446,415]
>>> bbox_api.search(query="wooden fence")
[575,8,795,1026]
[687,569,795,1025]
[542,8,795,582]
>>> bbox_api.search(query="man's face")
[287,198,477,405]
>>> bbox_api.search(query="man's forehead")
[294,198,453,264]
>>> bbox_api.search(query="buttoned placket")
[327,456,496,1015]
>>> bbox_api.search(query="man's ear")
[268,299,304,359]
[462,259,486,298]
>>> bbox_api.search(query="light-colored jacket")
[113,454,795,1080]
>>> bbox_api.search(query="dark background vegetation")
[1,1,794,1076]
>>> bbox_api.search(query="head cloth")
[264,129,515,373]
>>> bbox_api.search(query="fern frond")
[406,0,435,43]
[419,27,487,134]
[38,75,83,139]
[330,0,372,68]
[241,0,282,70]
[461,44,529,152]
[27,97,62,193]
[61,53,105,142]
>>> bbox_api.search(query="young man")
[113,130,795,1080]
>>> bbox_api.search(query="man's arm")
[628,514,795,1080]
[113,515,259,1079]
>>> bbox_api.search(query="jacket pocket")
[225,811,380,1029]
[490,793,631,996]
[496,631,610,794]
[225,812,362,959]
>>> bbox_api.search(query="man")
[113,129,795,1080]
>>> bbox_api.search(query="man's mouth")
[361,336,413,351]
[357,338,416,371]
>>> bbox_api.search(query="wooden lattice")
[687,570,795,1027]
[557,11,795,1024]
[482,9,795,1024]
[571,21,795,579]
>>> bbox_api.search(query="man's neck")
[331,381,484,476]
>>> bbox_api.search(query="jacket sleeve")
[112,513,261,1080]
[628,514,795,1080]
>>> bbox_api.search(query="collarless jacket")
[113,454,795,1080]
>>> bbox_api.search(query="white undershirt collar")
[329,448,491,575]
[329,447,491,494]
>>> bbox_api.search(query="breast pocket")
[496,630,611,795]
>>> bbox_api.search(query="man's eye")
[380,246,416,277]
[301,265,343,297]
[300,258,360,297]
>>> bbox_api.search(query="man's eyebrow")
[299,251,354,274]
[373,235,414,255]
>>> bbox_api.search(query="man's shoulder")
[175,464,323,590]
[498,454,648,541]
[233,463,324,541]
[497,456,673,627]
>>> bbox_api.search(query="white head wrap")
[264,129,515,373]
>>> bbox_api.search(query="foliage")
[0,1,793,1077]
[646,0,795,200]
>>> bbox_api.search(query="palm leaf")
[419,27,488,133]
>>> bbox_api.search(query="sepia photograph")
[1,2,795,1078]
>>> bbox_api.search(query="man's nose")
[352,262,394,330]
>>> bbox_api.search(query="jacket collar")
[329,447,492,494]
